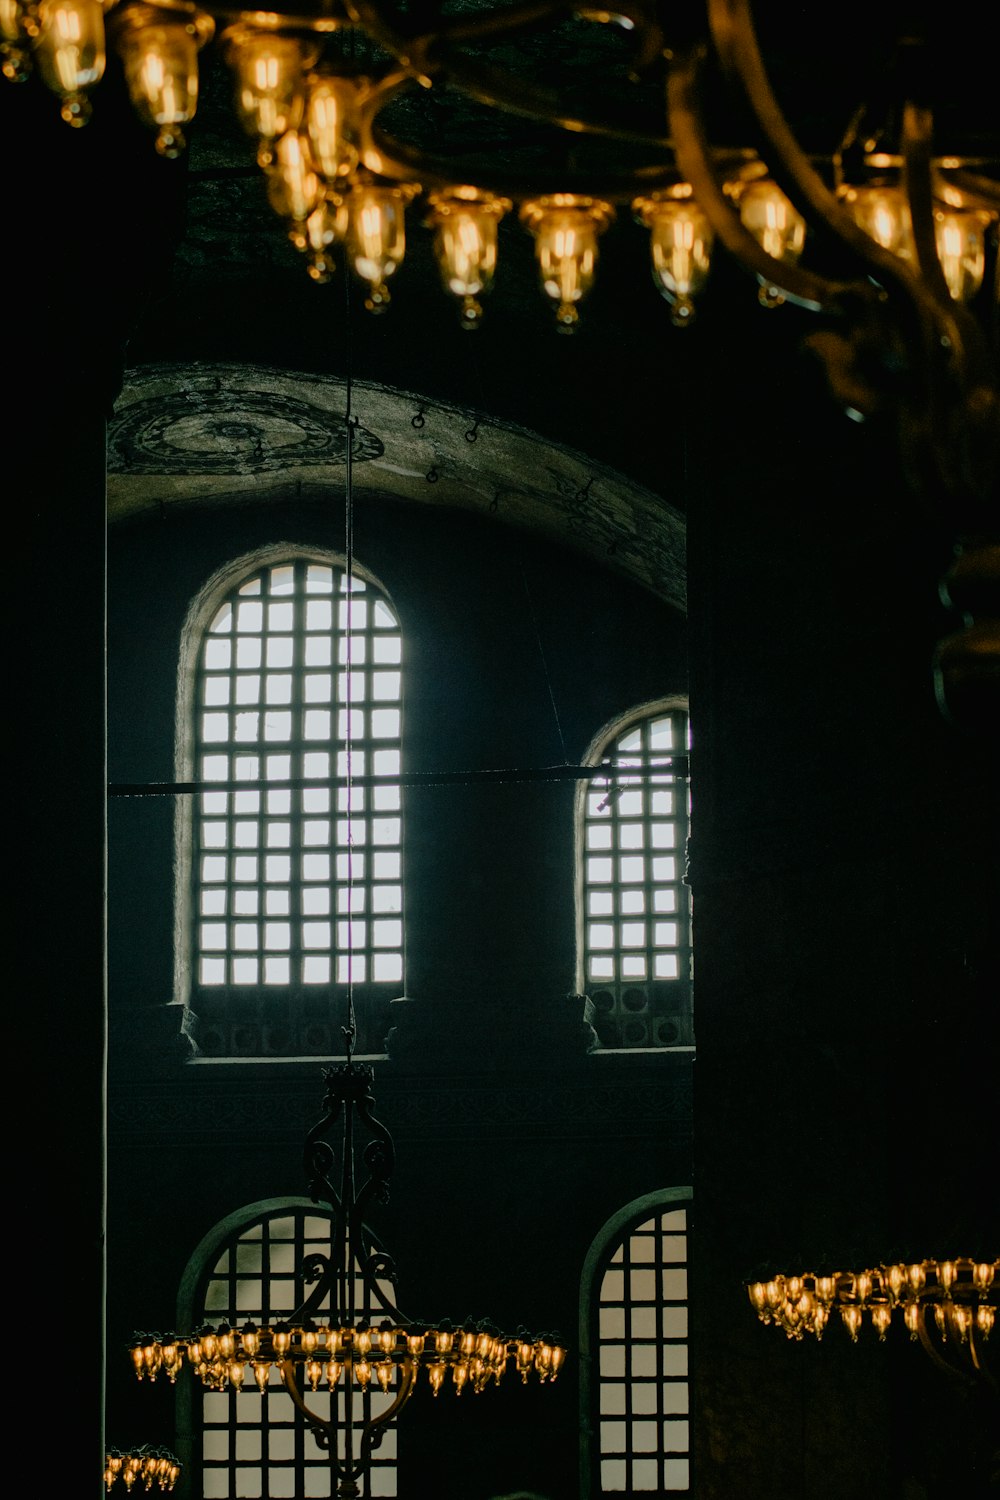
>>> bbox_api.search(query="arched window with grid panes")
[177,550,403,1058]
[174,1199,399,1499]
[579,1189,692,1497]
[577,701,692,1050]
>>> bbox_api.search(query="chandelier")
[4,0,998,724]
[104,1448,183,1493]
[128,1039,566,1498]
[746,1256,998,1389]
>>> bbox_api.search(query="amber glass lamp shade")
[347,182,417,311]
[736,178,808,307]
[633,190,714,326]
[227,30,306,160]
[305,71,363,184]
[267,128,321,226]
[519,194,615,331]
[427,186,512,328]
[118,15,211,157]
[33,0,105,124]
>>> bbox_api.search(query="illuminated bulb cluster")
[746,1257,998,1343]
[104,1448,182,1494]
[130,1319,566,1396]
[2,0,996,325]
[837,181,993,303]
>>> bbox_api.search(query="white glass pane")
[305,636,332,666]
[600,1308,626,1339]
[662,1458,689,1489]
[632,1420,657,1452]
[601,1459,626,1491]
[266,637,294,668]
[236,638,262,668]
[661,1305,688,1338]
[632,1459,658,1490]
[305,600,333,630]
[301,705,334,739]
[371,708,400,738]
[601,1422,626,1453]
[661,1383,688,1413]
[662,1268,687,1300]
[663,1418,689,1452]
[372,635,401,663]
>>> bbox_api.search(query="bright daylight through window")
[597,1205,689,1493]
[582,706,691,1048]
[194,559,403,991]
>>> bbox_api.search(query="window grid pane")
[597,1207,689,1493]
[584,710,691,1049]
[194,561,403,1009]
[200,1209,398,1499]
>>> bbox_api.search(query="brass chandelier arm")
[897,100,996,505]
[345,0,672,152]
[915,1310,1000,1398]
[703,0,955,311]
[667,44,847,312]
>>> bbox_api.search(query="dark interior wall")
[682,306,1000,1499]
[104,486,693,1500]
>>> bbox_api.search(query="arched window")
[178,552,403,1057]
[577,702,692,1050]
[176,1200,398,1499]
[580,1190,692,1496]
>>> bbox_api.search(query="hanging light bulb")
[632,187,714,326]
[519,194,615,331]
[736,178,807,307]
[838,181,914,260]
[345,180,419,312]
[267,127,321,228]
[933,206,989,302]
[32,0,106,125]
[305,69,364,185]
[225,27,308,165]
[114,11,213,157]
[425,185,512,329]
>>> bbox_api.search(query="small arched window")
[177,1200,398,1499]
[580,1190,692,1496]
[577,702,692,1050]
[179,552,403,1057]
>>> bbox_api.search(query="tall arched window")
[179,552,403,1057]
[176,1200,398,1499]
[577,702,692,1050]
[580,1190,692,1497]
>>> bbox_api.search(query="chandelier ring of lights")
[130,1056,567,1498]
[746,1257,999,1398]
[8,0,997,491]
[5,0,998,727]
